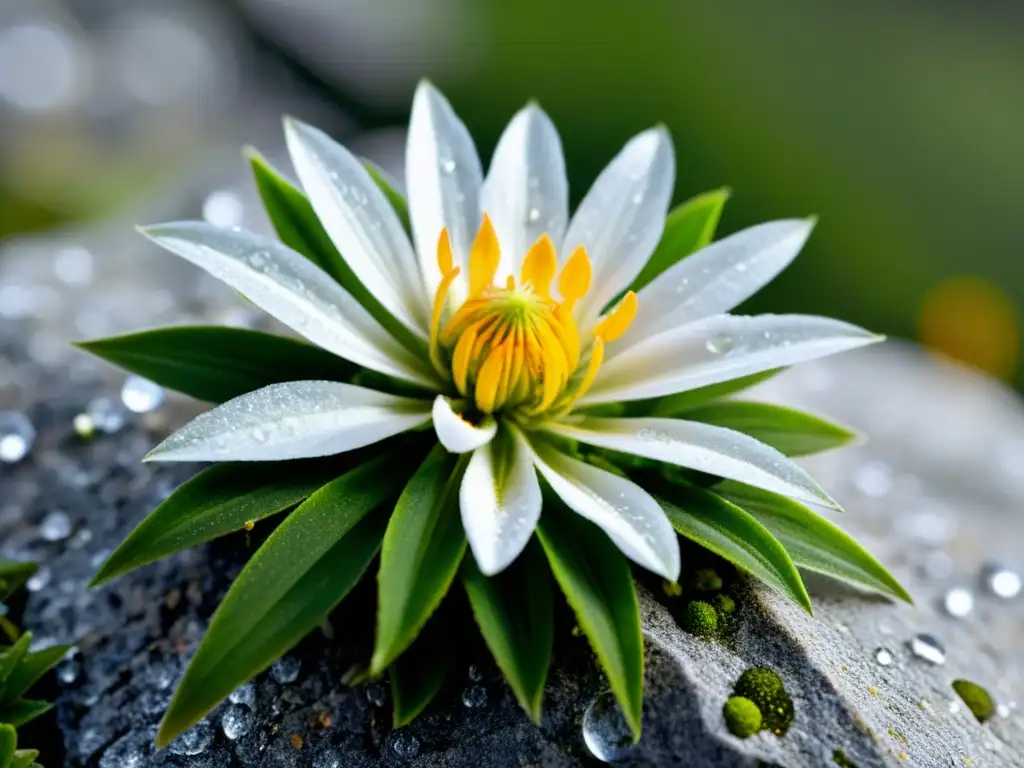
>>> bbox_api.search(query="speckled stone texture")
[2,177,1023,765]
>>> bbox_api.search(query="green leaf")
[157,454,404,747]
[462,538,553,724]
[1,644,71,702]
[0,722,14,768]
[0,699,52,728]
[651,478,811,613]
[537,502,643,740]
[0,634,31,695]
[76,326,356,404]
[623,369,782,417]
[92,459,347,586]
[10,749,39,768]
[389,616,451,728]
[680,400,858,457]
[717,482,912,603]
[629,188,730,293]
[363,160,411,233]
[247,150,425,358]
[0,561,37,603]
[372,446,468,674]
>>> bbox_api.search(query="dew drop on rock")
[984,566,1021,599]
[582,691,636,763]
[121,375,165,414]
[228,682,256,708]
[221,704,254,740]
[875,647,894,666]
[468,663,484,682]
[365,682,387,707]
[908,633,946,665]
[57,657,80,684]
[167,721,214,755]
[39,509,71,541]
[271,655,301,684]
[312,749,343,768]
[391,732,421,759]
[0,411,35,463]
[943,587,974,618]
[26,565,51,592]
[461,684,488,709]
[87,397,126,434]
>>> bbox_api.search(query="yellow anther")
[594,291,638,343]
[429,266,460,378]
[557,246,592,310]
[520,235,557,297]
[570,338,605,405]
[468,213,500,296]
[437,228,454,275]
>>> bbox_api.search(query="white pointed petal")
[432,396,497,453]
[528,437,680,580]
[481,104,568,281]
[145,381,431,463]
[563,127,674,328]
[617,219,815,353]
[406,81,483,303]
[584,313,881,406]
[546,415,839,510]
[141,222,435,387]
[285,118,430,336]
[461,426,542,576]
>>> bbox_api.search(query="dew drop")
[228,682,256,708]
[735,262,748,273]
[391,732,421,759]
[121,375,165,414]
[0,411,35,463]
[271,655,301,684]
[943,587,974,618]
[365,682,387,707]
[704,333,734,355]
[441,158,457,174]
[461,684,488,709]
[527,207,541,223]
[251,427,268,444]
[984,566,1021,599]
[852,461,893,498]
[582,691,636,763]
[167,721,214,755]
[875,647,894,667]
[87,397,127,434]
[26,565,51,592]
[221,704,254,740]
[39,509,71,541]
[908,633,946,665]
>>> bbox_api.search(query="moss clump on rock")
[691,567,724,592]
[734,667,794,735]
[723,696,762,738]
[713,593,736,615]
[682,600,719,638]
[832,748,857,767]
[952,679,995,723]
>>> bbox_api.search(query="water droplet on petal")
[705,333,734,355]
[582,691,636,763]
[441,158,456,174]
[908,633,946,665]
[527,207,541,223]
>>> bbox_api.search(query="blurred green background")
[3,0,1022,386]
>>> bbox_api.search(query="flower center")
[429,214,637,417]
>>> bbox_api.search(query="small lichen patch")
[691,567,724,592]
[733,667,794,736]
[723,696,761,738]
[832,748,857,767]
[682,600,719,638]
[952,679,995,723]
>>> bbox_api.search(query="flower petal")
[406,81,483,304]
[617,219,814,352]
[562,127,674,329]
[141,222,436,387]
[545,415,839,510]
[481,104,568,282]
[461,425,542,576]
[432,395,497,453]
[284,117,430,337]
[583,313,881,405]
[145,381,431,463]
[528,437,680,580]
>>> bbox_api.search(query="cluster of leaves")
[78,153,909,748]
[0,562,72,768]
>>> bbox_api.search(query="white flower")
[141,82,880,582]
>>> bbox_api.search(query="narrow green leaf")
[372,446,468,674]
[0,634,31,694]
[462,538,553,724]
[0,722,14,768]
[76,326,355,404]
[10,749,39,768]
[0,561,37,603]
[157,454,407,747]
[537,503,643,740]
[92,459,347,586]
[651,478,811,613]
[390,616,451,728]
[681,400,858,457]
[247,150,425,358]
[0,700,51,728]
[629,188,730,293]
[623,370,783,417]
[2,644,71,702]
[363,160,411,233]
[717,482,912,603]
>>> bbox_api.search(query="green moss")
[952,679,995,723]
[723,696,762,738]
[682,600,719,638]
[734,667,794,735]
[692,567,724,592]
[832,748,857,767]
[713,593,736,614]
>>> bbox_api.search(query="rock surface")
[3,182,1024,766]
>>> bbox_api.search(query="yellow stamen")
[569,338,604,404]
[520,235,557,297]
[594,291,638,343]
[437,228,453,275]
[468,213,500,296]
[557,246,591,310]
